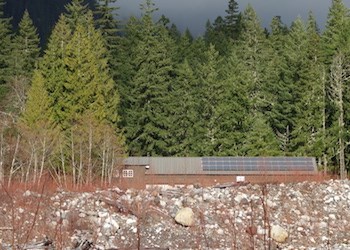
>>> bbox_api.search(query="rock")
[234,193,247,204]
[98,211,109,218]
[102,217,119,236]
[217,228,224,235]
[126,218,136,224]
[175,207,194,227]
[329,214,336,220]
[271,225,289,243]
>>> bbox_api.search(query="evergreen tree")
[64,0,89,29]
[237,4,267,113]
[204,16,232,56]
[322,0,350,65]
[21,70,53,129]
[116,16,141,132]
[195,45,224,156]
[10,10,40,78]
[224,0,242,40]
[64,12,118,126]
[241,113,280,156]
[94,0,119,52]
[291,13,325,159]
[125,0,176,156]
[169,59,198,156]
[42,11,118,129]
[322,0,350,172]
[0,0,12,85]
[41,15,72,127]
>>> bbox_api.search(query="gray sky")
[116,0,350,36]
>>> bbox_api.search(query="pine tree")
[169,59,198,156]
[237,4,267,113]
[125,0,176,156]
[204,16,232,56]
[291,13,326,159]
[322,0,350,174]
[21,70,53,129]
[0,0,12,85]
[322,0,350,66]
[64,0,89,29]
[241,113,280,156]
[10,10,40,78]
[64,12,118,126]
[41,15,72,127]
[224,0,241,40]
[41,11,118,129]
[192,44,226,155]
[94,0,120,52]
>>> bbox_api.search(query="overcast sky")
[116,0,350,36]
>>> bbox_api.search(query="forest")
[0,0,349,185]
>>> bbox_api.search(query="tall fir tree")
[10,10,40,78]
[204,17,232,56]
[241,113,280,156]
[125,0,176,156]
[291,13,325,159]
[21,70,53,129]
[168,59,198,156]
[322,0,350,173]
[224,0,241,40]
[237,4,267,113]
[0,0,12,85]
[41,15,72,127]
[41,11,119,129]
[94,0,119,52]
[64,0,89,29]
[322,0,350,66]
[192,44,225,155]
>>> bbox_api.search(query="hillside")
[0,180,349,249]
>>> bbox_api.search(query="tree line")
[0,0,349,184]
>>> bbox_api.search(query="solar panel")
[202,157,315,172]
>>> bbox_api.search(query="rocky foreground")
[0,180,350,250]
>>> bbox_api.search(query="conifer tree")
[64,12,118,126]
[204,16,231,56]
[322,0,350,65]
[64,0,89,29]
[41,15,72,127]
[125,0,176,156]
[241,114,280,156]
[94,0,120,52]
[291,13,325,159]
[237,4,267,113]
[10,10,40,78]
[0,0,12,85]
[193,44,226,155]
[21,70,53,129]
[42,11,118,129]
[224,0,241,40]
[169,59,198,156]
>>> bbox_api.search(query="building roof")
[123,157,317,175]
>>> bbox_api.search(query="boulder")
[271,225,288,243]
[175,207,194,227]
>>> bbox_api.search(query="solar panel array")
[202,157,315,172]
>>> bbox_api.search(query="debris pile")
[1,180,350,249]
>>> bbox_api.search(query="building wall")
[118,169,323,189]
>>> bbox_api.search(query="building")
[117,157,319,189]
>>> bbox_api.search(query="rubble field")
[0,179,350,249]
